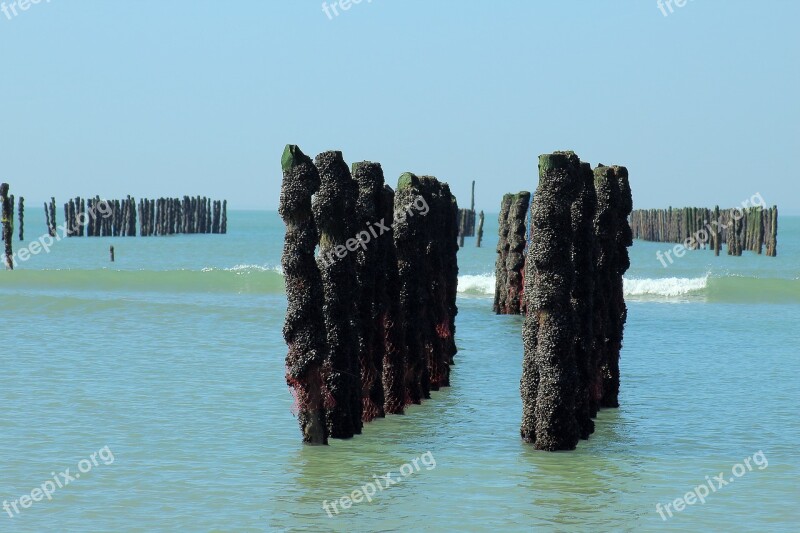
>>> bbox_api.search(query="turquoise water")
[1,210,798,532]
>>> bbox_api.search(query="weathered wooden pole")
[18,197,23,241]
[470,180,475,213]
[520,152,581,451]
[87,198,95,236]
[603,165,632,408]
[49,198,57,237]
[572,162,597,439]
[44,202,51,236]
[1,184,13,269]
[212,200,220,234]
[394,172,430,404]
[64,201,70,236]
[767,206,778,257]
[493,194,512,314]
[110,245,115,262]
[421,176,455,389]
[444,182,460,369]
[378,183,407,415]
[352,161,387,422]
[221,200,228,234]
[457,209,466,247]
[313,150,363,439]
[505,192,531,315]
[280,145,329,445]
[590,165,618,418]
[476,210,484,247]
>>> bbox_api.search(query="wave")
[457,274,496,296]
[2,267,797,303]
[623,276,708,298]
[454,273,800,303]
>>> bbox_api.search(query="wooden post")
[505,192,531,315]
[476,210,484,247]
[313,150,363,439]
[221,200,227,234]
[110,245,115,262]
[394,172,429,405]
[572,162,597,439]
[767,206,778,257]
[18,197,23,241]
[520,152,581,451]
[352,161,386,421]
[604,165,632,408]
[1,184,13,270]
[378,183,406,415]
[280,145,328,445]
[493,194,512,314]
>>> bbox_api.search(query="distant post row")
[629,206,778,256]
[280,145,459,445]
[37,196,228,237]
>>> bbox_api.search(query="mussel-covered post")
[476,210,484,248]
[1,183,13,270]
[603,166,632,408]
[18,197,24,241]
[352,161,387,422]
[520,152,581,451]
[377,183,407,415]
[504,192,531,315]
[280,145,329,445]
[591,165,619,417]
[394,173,430,404]
[572,162,597,438]
[313,150,363,439]
[493,194,513,314]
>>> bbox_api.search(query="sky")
[1,0,798,213]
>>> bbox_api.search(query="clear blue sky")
[2,0,798,212]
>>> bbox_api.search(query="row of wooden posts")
[49,196,228,237]
[0,187,229,270]
[280,145,459,445]
[457,180,477,246]
[629,206,778,256]
[491,153,633,451]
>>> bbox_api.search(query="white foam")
[201,264,283,274]
[454,273,709,299]
[457,274,495,295]
[623,276,708,297]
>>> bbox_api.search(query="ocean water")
[1,210,798,532]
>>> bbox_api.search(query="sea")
[1,209,798,532]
